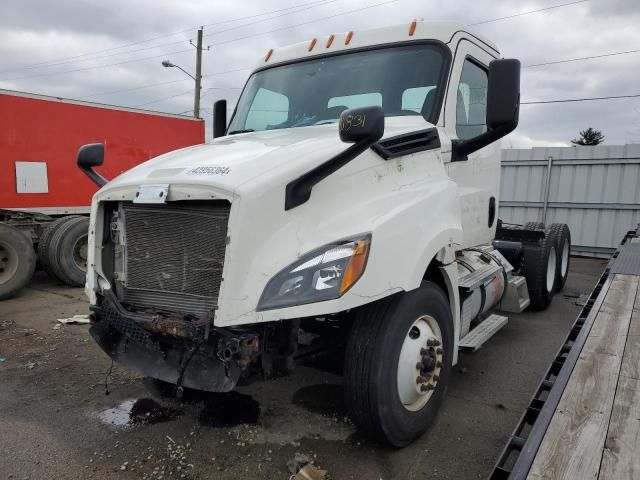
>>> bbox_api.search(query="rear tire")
[0,224,36,300]
[522,234,557,310]
[47,217,90,287]
[344,281,453,447]
[38,216,80,282]
[524,221,545,231]
[547,223,571,292]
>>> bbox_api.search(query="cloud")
[2,0,640,148]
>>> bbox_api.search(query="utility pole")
[193,27,203,119]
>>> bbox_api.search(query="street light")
[161,60,196,81]
[161,28,205,119]
[162,58,201,118]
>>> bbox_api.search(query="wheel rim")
[72,235,88,272]
[0,240,19,286]
[561,238,569,277]
[546,246,557,293]
[397,315,443,412]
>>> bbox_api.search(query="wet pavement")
[0,258,607,479]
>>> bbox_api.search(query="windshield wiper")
[228,129,255,135]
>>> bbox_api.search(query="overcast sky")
[1,0,639,148]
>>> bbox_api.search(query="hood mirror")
[339,106,385,144]
[77,143,107,187]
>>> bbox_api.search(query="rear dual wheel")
[344,281,452,447]
[38,216,89,287]
[546,223,571,292]
[522,233,557,310]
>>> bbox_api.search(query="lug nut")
[420,348,428,355]
[433,339,441,347]
[416,376,427,384]
[420,384,435,392]
[433,375,440,382]
[436,348,443,354]
[436,361,443,368]
[416,362,423,370]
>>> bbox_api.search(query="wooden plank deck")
[527,273,640,479]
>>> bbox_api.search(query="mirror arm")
[80,165,107,187]
[451,121,517,162]
[284,138,372,211]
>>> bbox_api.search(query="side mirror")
[77,143,107,187]
[339,106,385,144]
[213,99,227,138]
[486,58,520,130]
[452,58,520,161]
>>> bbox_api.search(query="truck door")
[442,37,500,248]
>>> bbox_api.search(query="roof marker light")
[408,20,417,36]
[264,49,273,62]
[308,38,317,51]
[345,31,353,45]
[326,34,335,48]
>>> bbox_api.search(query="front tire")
[344,281,453,447]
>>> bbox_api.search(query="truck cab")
[83,22,566,447]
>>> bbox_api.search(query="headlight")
[257,234,371,311]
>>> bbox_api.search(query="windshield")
[228,43,447,133]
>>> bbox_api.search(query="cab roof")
[256,21,499,69]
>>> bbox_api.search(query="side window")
[245,88,289,131]
[456,60,488,140]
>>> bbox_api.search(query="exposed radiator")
[120,201,230,315]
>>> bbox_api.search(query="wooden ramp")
[490,230,640,480]
[528,270,640,479]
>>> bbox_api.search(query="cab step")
[459,314,508,352]
[458,263,503,290]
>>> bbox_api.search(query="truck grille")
[120,201,230,315]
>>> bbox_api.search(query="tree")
[571,128,605,146]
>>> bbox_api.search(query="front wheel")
[344,281,453,447]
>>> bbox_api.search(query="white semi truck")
[81,21,571,446]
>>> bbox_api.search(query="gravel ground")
[0,257,606,480]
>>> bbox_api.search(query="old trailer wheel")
[522,234,557,310]
[37,216,81,282]
[547,223,571,292]
[0,224,36,300]
[47,217,90,287]
[344,281,452,447]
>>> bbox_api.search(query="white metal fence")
[500,144,640,257]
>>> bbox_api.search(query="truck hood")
[100,116,437,196]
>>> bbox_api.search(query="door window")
[456,60,488,140]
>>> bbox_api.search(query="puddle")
[292,384,345,416]
[198,391,261,427]
[97,398,181,430]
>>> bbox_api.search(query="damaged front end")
[88,199,260,392]
[90,290,260,392]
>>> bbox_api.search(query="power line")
[523,48,640,68]
[0,0,338,75]
[0,0,340,76]
[81,79,189,98]
[522,93,640,104]
[134,89,194,107]
[466,0,589,26]
[1,0,385,82]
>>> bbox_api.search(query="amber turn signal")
[340,238,371,295]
